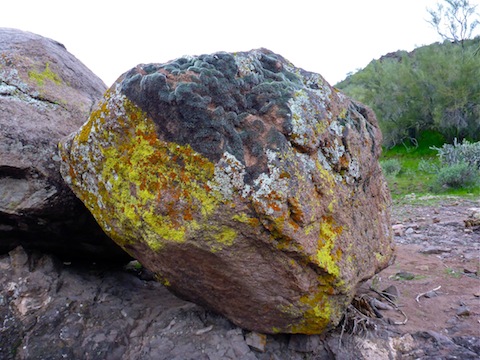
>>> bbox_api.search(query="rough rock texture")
[2,247,478,360]
[0,28,128,261]
[59,48,395,334]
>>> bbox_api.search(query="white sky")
[3,0,479,86]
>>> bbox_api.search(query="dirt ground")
[358,196,480,338]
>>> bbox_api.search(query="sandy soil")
[358,196,480,338]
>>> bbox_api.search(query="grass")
[380,131,480,199]
[444,267,463,279]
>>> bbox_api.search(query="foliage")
[428,139,480,191]
[418,159,440,174]
[433,161,478,190]
[380,159,402,176]
[431,138,480,168]
[427,0,480,45]
[336,38,480,147]
[381,137,480,198]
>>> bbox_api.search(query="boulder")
[59,48,395,334]
[0,28,128,261]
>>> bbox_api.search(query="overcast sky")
[3,0,479,86]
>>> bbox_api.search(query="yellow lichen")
[232,213,260,227]
[28,62,62,87]
[66,88,226,253]
[206,225,238,252]
[282,286,333,334]
[316,217,343,278]
[76,121,93,144]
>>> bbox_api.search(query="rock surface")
[59,48,394,334]
[1,246,478,360]
[0,28,128,261]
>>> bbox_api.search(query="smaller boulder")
[0,28,128,261]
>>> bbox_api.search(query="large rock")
[0,28,128,261]
[59,48,395,334]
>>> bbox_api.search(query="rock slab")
[60,48,395,333]
[0,28,127,261]
[2,247,477,360]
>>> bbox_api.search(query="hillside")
[335,37,480,148]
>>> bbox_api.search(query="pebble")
[382,285,400,301]
[424,291,438,298]
[405,228,415,235]
[416,265,430,271]
[245,332,267,352]
[392,224,405,237]
[456,305,471,317]
[420,246,452,255]
[195,325,213,335]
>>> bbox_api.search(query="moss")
[28,62,62,87]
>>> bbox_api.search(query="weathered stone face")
[0,28,128,261]
[59,48,394,334]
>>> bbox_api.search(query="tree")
[335,38,480,147]
[427,0,480,46]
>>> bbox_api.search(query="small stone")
[424,291,438,298]
[392,224,404,237]
[420,246,452,255]
[195,325,214,335]
[463,267,478,275]
[392,333,415,353]
[432,217,440,223]
[456,306,470,317]
[382,285,400,301]
[288,334,322,353]
[245,332,267,352]
[405,228,415,235]
[416,265,430,271]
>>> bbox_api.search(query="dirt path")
[360,196,480,338]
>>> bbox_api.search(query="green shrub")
[380,159,402,176]
[418,159,439,174]
[433,162,479,191]
[432,139,480,169]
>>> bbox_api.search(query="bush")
[380,159,402,176]
[418,159,439,174]
[432,139,480,169]
[433,162,479,191]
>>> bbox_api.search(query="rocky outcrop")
[2,247,478,360]
[59,48,395,334]
[0,28,128,261]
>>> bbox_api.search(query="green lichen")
[28,62,62,87]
